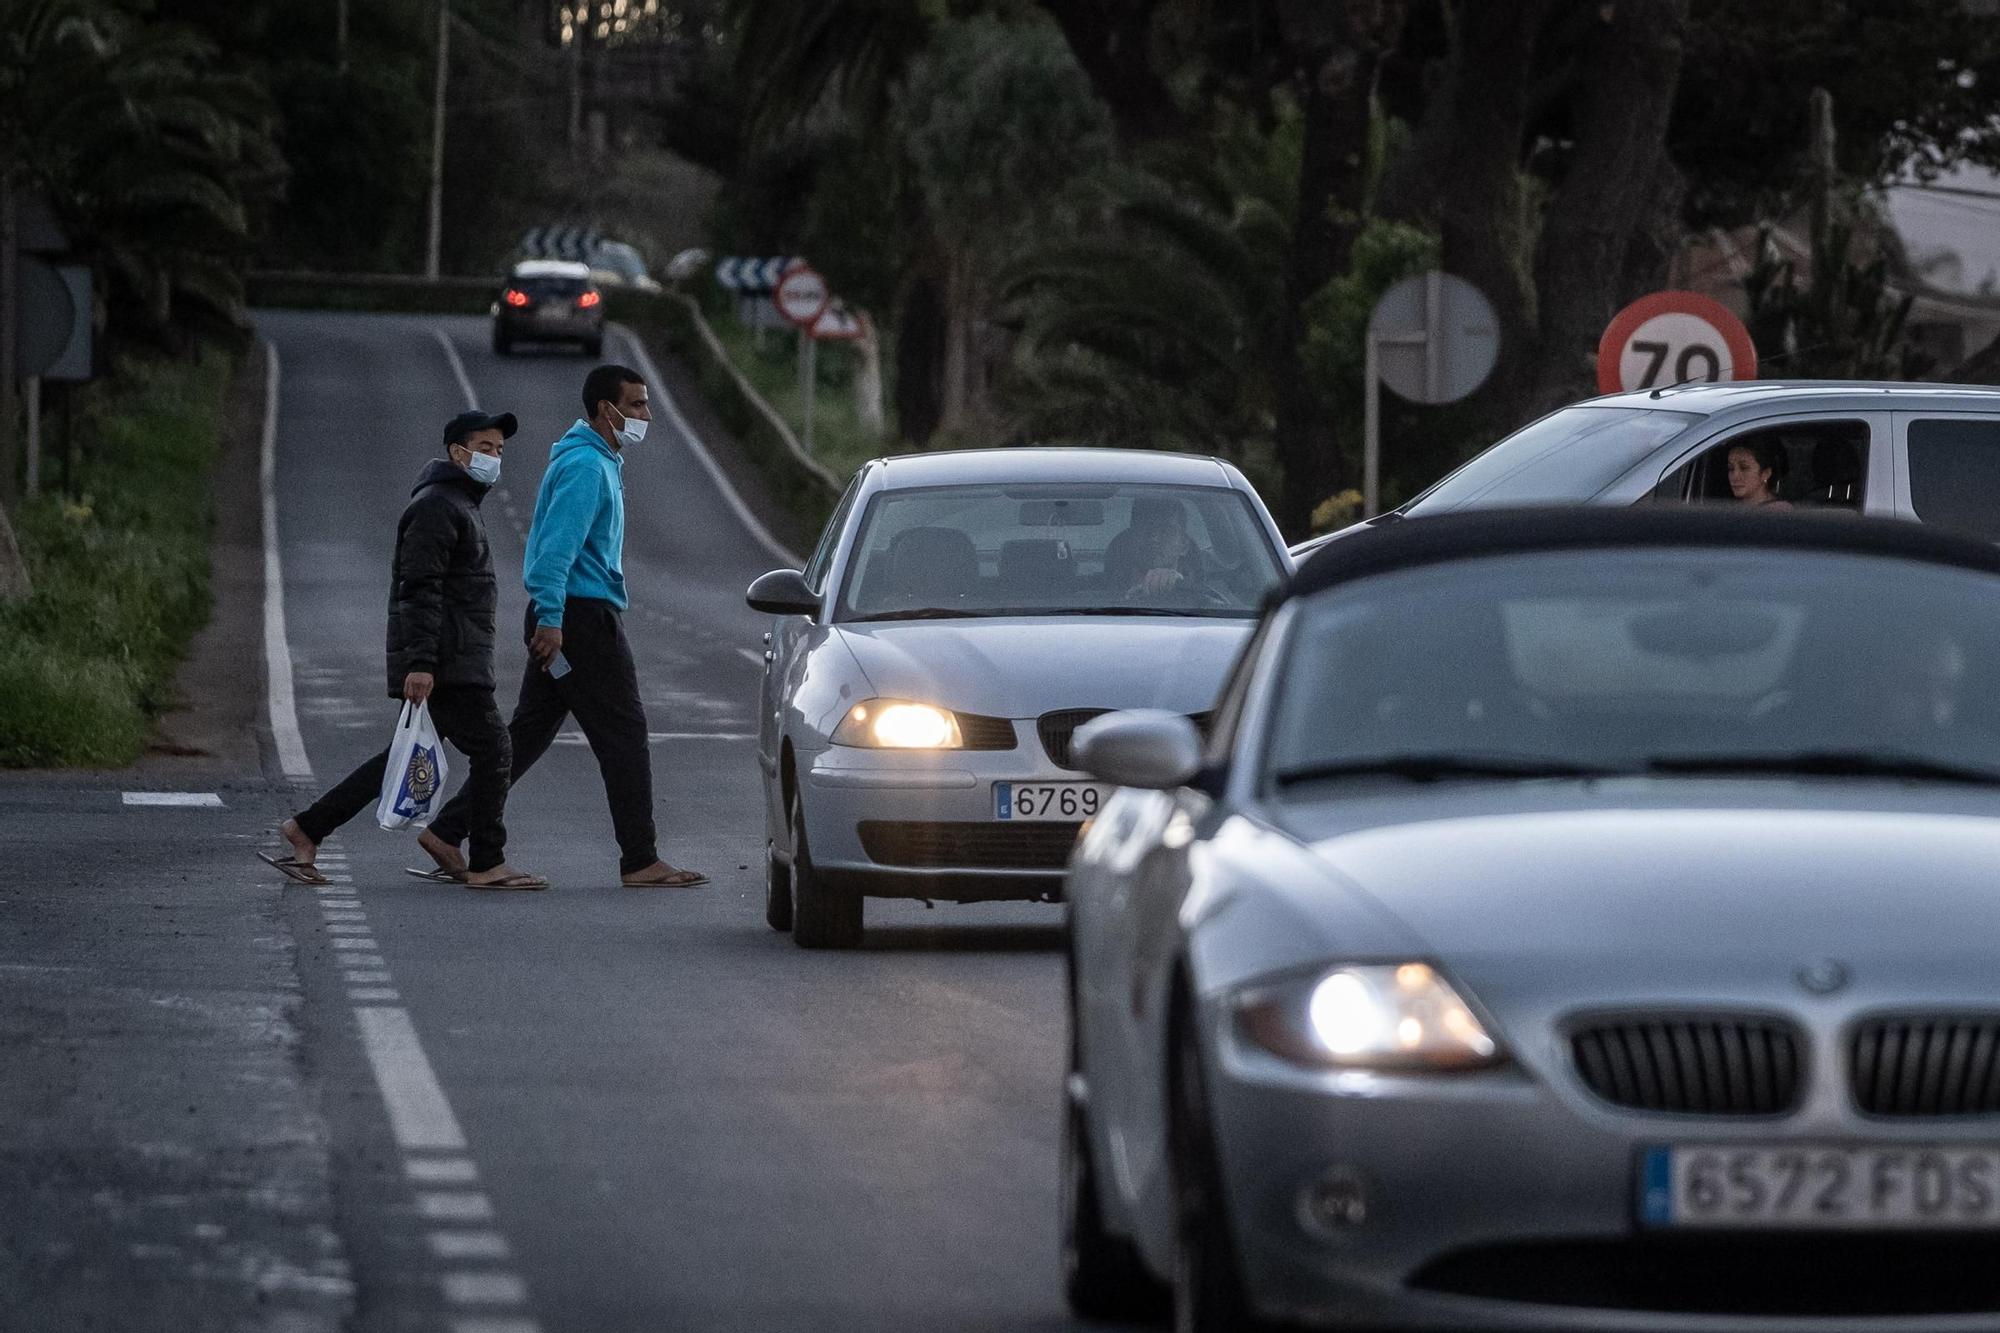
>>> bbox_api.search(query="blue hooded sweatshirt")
[524,419,626,627]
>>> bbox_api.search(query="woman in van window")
[1726,439,1792,510]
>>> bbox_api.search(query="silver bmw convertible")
[745,447,1289,949]
[1063,508,2000,1331]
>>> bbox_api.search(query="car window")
[835,482,1285,621]
[1651,420,1869,511]
[804,475,862,593]
[1908,419,2000,540]
[1405,406,1696,514]
[1263,549,2000,788]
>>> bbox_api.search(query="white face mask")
[462,450,502,485]
[608,405,648,448]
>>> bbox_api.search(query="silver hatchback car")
[1296,381,2000,559]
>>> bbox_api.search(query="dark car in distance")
[491,259,604,356]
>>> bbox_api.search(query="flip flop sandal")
[464,873,549,891]
[622,869,709,889]
[404,867,468,884]
[258,852,329,886]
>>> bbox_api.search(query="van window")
[1655,420,1868,511]
[1908,419,2000,540]
[1406,407,1695,514]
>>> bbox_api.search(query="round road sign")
[1597,291,1757,394]
[1368,271,1500,405]
[774,265,831,329]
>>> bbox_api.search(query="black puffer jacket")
[385,459,496,697]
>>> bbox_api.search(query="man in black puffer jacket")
[267,410,546,890]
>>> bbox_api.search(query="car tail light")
[503,289,529,307]
[577,291,602,309]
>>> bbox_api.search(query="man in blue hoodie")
[420,364,707,888]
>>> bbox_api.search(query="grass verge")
[0,355,227,768]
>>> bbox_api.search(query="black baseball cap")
[443,410,518,447]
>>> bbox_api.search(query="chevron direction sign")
[520,224,601,262]
[715,256,798,295]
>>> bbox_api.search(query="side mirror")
[1074,710,1202,790]
[746,568,818,617]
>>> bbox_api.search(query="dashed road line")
[260,340,314,780]
[354,1006,467,1151]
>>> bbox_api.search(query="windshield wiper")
[846,607,987,623]
[1042,605,1216,617]
[1646,750,2000,786]
[1274,753,1625,787]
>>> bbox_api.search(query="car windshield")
[1403,406,1696,515]
[509,275,587,298]
[1265,549,2000,791]
[836,481,1284,621]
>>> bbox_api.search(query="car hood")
[833,617,1251,718]
[1268,779,2000,1011]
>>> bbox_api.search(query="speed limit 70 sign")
[1596,291,1758,394]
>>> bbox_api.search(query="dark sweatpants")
[428,599,659,875]
[295,685,512,872]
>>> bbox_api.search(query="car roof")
[509,260,591,279]
[1585,380,2000,416]
[1286,508,2000,602]
[870,446,1236,490]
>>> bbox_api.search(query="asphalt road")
[251,311,1099,1333]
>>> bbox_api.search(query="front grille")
[1570,1015,1803,1115]
[858,820,1081,871]
[1411,1237,2000,1315]
[1852,1016,2000,1116]
[954,711,1017,750]
[1037,709,1111,770]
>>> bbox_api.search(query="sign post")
[1364,271,1500,517]
[1596,291,1757,394]
[774,265,832,454]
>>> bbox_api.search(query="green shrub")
[0,354,225,767]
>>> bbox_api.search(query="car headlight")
[832,700,963,749]
[1234,963,1502,1071]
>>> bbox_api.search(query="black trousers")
[429,599,659,874]
[295,685,512,872]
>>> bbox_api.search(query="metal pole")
[423,0,448,280]
[23,377,38,497]
[336,0,349,74]
[1424,270,1443,403]
[1363,332,1380,519]
[799,331,817,454]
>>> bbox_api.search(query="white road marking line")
[430,327,480,410]
[349,987,400,1001]
[260,340,313,780]
[330,938,379,951]
[354,1009,468,1151]
[122,792,224,807]
[327,923,373,934]
[614,324,802,566]
[417,1191,493,1221]
[324,874,354,883]
[737,648,763,666]
[429,1231,509,1260]
[344,969,392,983]
[321,910,368,922]
[449,1317,542,1333]
[441,1272,528,1306]
[345,954,388,967]
[408,1158,480,1184]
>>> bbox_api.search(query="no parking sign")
[1596,291,1758,394]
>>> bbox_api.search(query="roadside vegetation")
[0,356,225,766]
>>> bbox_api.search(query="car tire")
[493,331,512,356]
[583,337,603,358]
[1170,1005,1275,1333]
[788,794,862,950]
[764,841,793,933]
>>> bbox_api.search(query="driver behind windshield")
[1105,497,1200,596]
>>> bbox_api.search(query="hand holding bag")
[375,700,450,830]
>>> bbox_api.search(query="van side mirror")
[746,568,817,617]
[1074,711,1202,790]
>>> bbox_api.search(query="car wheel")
[1064,1081,1168,1320]
[1170,1006,1273,1333]
[764,840,793,933]
[583,338,603,358]
[788,794,861,950]
[492,331,512,355]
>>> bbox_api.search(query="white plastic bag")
[375,700,450,831]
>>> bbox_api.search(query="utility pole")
[567,4,584,149]
[424,0,448,279]
[335,0,349,74]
